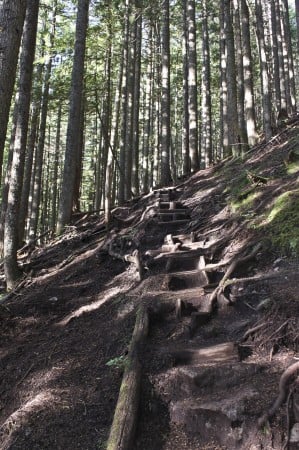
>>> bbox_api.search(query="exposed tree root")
[209,242,263,305]
[258,362,299,428]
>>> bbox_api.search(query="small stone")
[49,296,58,303]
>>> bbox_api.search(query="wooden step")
[157,208,189,214]
[167,342,239,366]
[157,219,189,226]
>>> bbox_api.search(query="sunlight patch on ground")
[56,284,133,326]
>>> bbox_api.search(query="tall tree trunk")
[142,26,153,193]
[220,2,229,157]
[255,0,272,140]
[240,0,257,147]
[118,0,130,205]
[182,0,190,175]
[160,0,172,185]
[28,57,52,242]
[270,0,282,115]
[3,0,40,289]
[50,103,62,231]
[275,0,287,114]
[187,0,199,171]
[223,0,239,156]
[281,0,297,114]
[0,0,27,185]
[132,13,142,196]
[56,0,89,234]
[201,0,212,167]
[296,0,299,55]
[18,92,41,244]
[233,0,248,153]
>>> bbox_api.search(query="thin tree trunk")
[281,0,297,114]
[28,56,53,241]
[19,95,41,244]
[270,0,281,115]
[118,0,130,205]
[255,0,272,140]
[224,0,239,156]
[50,103,62,231]
[182,0,190,175]
[233,0,248,153]
[160,0,172,185]
[220,2,229,157]
[132,13,142,196]
[201,0,212,167]
[187,0,199,171]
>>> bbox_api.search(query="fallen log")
[107,305,149,450]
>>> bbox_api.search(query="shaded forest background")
[0,0,298,289]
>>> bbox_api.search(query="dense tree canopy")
[0,0,298,288]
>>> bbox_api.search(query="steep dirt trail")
[118,186,298,449]
[1,119,299,449]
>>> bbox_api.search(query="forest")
[0,1,299,449]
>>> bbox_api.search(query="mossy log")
[107,305,149,450]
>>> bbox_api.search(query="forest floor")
[0,117,299,450]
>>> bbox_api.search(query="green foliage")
[106,355,129,370]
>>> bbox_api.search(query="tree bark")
[201,0,212,167]
[187,0,199,171]
[0,0,27,185]
[255,0,272,140]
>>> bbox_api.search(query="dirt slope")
[0,117,299,449]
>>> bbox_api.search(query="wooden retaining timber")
[107,305,149,450]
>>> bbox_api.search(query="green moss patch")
[257,190,299,255]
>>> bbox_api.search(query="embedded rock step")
[170,386,260,448]
[173,362,265,396]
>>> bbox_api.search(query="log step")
[168,342,239,366]
[157,219,189,226]
[157,208,189,214]
[158,201,184,209]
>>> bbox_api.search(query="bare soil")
[1,117,299,449]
